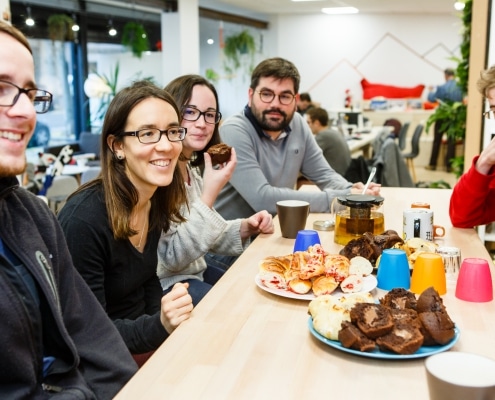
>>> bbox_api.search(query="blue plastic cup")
[376,248,411,290]
[293,230,321,252]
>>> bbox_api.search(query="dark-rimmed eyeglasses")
[483,109,495,119]
[0,79,53,114]
[256,90,296,105]
[120,127,187,144]
[182,106,222,124]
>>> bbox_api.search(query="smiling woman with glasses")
[58,80,193,364]
[0,79,52,113]
[157,74,274,306]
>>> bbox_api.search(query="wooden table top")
[115,187,495,400]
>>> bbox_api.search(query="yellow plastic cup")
[410,253,446,295]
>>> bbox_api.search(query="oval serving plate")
[308,316,460,360]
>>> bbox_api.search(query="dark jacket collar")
[0,176,19,200]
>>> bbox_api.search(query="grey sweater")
[214,106,353,220]
[157,164,248,291]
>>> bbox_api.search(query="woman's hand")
[201,148,237,208]
[239,210,274,240]
[476,137,495,175]
[160,282,193,334]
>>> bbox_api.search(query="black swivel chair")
[402,124,423,183]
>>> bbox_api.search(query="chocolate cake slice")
[376,322,424,355]
[350,303,394,339]
[207,143,232,166]
[339,321,376,352]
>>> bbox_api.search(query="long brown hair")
[164,74,221,168]
[74,80,187,240]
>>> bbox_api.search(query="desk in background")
[115,187,494,400]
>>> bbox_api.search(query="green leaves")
[121,22,150,58]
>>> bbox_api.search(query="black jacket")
[0,177,137,399]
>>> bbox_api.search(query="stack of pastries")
[258,244,373,296]
[335,287,456,355]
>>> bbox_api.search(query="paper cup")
[293,230,321,252]
[425,352,495,400]
[276,200,310,239]
[410,253,446,295]
[455,258,493,302]
[376,249,411,290]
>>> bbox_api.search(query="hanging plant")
[223,29,256,76]
[121,22,150,58]
[47,14,75,41]
[205,68,220,83]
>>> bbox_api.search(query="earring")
[117,154,123,160]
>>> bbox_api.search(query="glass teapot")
[333,194,385,245]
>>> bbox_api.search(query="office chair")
[80,166,101,184]
[46,175,79,213]
[397,121,410,151]
[402,124,423,183]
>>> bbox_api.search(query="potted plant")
[47,14,75,41]
[425,0,471,178]
[223,29,256,76]
[121,22,150,58]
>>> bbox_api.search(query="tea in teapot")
[334,194,385,245]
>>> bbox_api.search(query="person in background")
[425,68,464,172]
[58,80,194,364]
[450,65,495,228]
[214,57,380,221]
[296,92,315,115]
[0,21,137,398]
[157,75,273,304]
[305,107,352,176]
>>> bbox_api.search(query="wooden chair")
[402,124,423,183]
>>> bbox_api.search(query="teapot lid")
[337,194,384,208]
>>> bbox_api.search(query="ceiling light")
[71,14,79,32]
[207,38,214,45]
[108,20,117,36]
[454,1,465,11]
[322,7,359,15]
[25,6,35,26]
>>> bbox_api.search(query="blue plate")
[308,317,460,360]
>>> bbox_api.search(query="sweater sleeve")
[449,155,495,228]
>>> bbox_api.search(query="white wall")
[199,12,462,118]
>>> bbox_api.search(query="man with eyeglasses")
[450,65,495,228]
[214,57,380,220]
[0,21,137,398]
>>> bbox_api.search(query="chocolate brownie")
[207,143,232,166]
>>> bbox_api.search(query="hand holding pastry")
[201,147,237,208]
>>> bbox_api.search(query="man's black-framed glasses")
[0,79,52,114]
[182,106,222,124]
[120,127,187,144]
[256,90,296,105]
[483,109,495,119]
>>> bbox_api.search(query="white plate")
[308,317,460,359]
[255,273,377,300]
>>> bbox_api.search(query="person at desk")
[296,92,315,115]
[214,57,380,220]
[305,107,351,176]
[425,68,464,172]
[0,21,137,397]
[157,75,274,303]
[450,65,495,228]
[58,81,194,362]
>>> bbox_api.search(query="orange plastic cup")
[410,253,446,295]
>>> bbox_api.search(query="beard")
[251,103,294,132]
[0,157,27,178]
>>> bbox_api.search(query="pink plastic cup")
[455,258,493,302]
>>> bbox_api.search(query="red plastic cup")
[455,258,493,302]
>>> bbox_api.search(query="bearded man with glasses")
[450,65,495,228]
[214,57,380,221]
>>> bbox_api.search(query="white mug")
[403,208,445,241]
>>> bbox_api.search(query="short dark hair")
[299,92,311,102]
[164,74,221,167]
[306,107,329,126]
[250,57,300,94]
[444,68,455,77]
